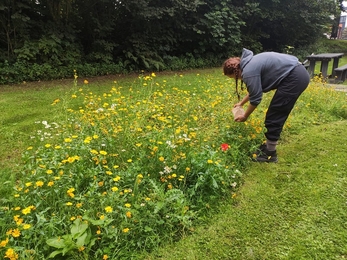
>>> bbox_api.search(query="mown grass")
[1,67,347,259]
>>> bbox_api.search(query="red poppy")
[220,143,229,151]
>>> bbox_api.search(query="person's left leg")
[255,64,310,162]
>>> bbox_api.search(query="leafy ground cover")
[0,69,347,259]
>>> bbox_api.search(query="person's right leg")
[255,64,309,162]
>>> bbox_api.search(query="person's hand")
[234,114,247,122]
[233,102,242,108]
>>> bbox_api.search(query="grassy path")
[143,121,347,260]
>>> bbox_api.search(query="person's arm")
[234,94,249,107]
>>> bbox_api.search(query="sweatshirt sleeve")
[243,75,263,106]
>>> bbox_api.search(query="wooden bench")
[334,64,347,83]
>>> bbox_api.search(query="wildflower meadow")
[1,70,346,260]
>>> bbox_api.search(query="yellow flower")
[124,203,131,208]
[113,176,121,182]
[23,224,31,230]
[4,248,18,260]
[207,159,213,164]
[0,238,9,247]
[66,202,73,206]
[105,206,113,213]
[11,228,21,238]
[36,181,44,187]
[111,186,119,192]
[103,254,109,260]
[76,203,83,208]
[22,207,32,215]
[46,169,53,174]
[100,150,107,155]
[45,144,51,148]
[25,182,32,187]
[84,79,89,84]
[47,181,54,187]
[64,137,72,143]
[126,211,132,218]
[122,228,130,233]
[127,159,132,163]
[84,136,92,144]
[159,156,165,162]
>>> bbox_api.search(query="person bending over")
[223,48,310,162]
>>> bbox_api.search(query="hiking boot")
[252,144,278,163]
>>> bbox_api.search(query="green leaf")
[46,237,66,249]
[71,218,88,238]
[48,249,65,259]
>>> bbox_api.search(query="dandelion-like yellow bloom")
[22,207,31,215]
[103,254,109,260]
[100,150,107,155]
[105,206,113,213]
[0,238,9,247]
[207,159,213,164]
[90,149,99,155]
[64,138,72,143]
[46,169,53,174]
[124,203,131,208]
[159,156,165,162]
[11,228,21,238]
[122,228,130,233]
[66,202,73,206]
[23,224,31,230]
[126,211,132,218]
[4,248,18,260]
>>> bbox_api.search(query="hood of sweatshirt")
[240,48,253,70]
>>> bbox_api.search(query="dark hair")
[223,57,243,100]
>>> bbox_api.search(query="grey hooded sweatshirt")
[240,48,299,106]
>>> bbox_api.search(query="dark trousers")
[265,64,310,141]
